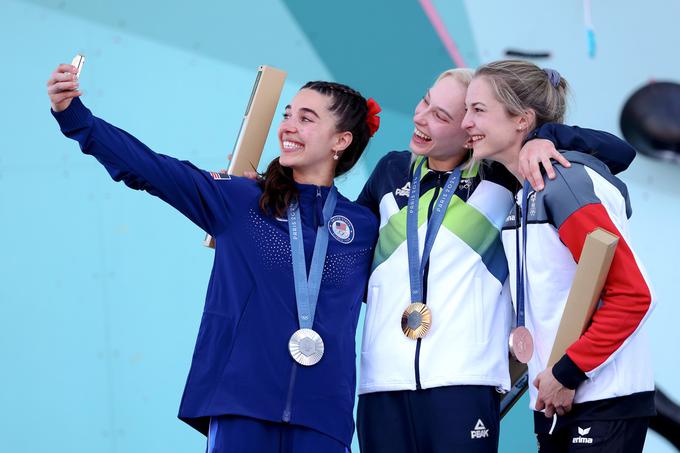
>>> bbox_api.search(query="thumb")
[535,398,546,411]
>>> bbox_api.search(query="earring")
[333,150,339,160]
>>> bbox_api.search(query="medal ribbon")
[406,158,462,304]
[288,187,337,330]
[515,180,531,328]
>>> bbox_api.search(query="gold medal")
[401,302,432,339]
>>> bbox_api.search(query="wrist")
[552,354,587,390]
[524,123,557,146]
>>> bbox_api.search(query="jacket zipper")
[414,171,443,390]
[282,363,298,422]
[315,186,324,227]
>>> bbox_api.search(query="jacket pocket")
[194,284,256,362]
[361,285,381,353]
[474,276,490,344]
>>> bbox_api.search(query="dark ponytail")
[258,81,373,218]
[258,157,297,219]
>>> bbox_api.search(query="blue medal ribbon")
[406,158,462,304]
[288,187,337,329]
[515,180,531,328]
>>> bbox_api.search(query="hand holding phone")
[47,54,85,113]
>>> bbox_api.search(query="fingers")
[527,160,545,191]
[518,157,530,182]
[48,80,79,94]
[551,150,572,169]
[530,150,573,187]
[538,396,573,418]
[242,170,259,180]
[541,148,570,180]
[553,401,572,416]
[535,398,546,411]
[47,63,82,112]
[49,69,77,85]
[47,64,79,91]
[57,63,79,74]
[544,404,555,418]
[51,90,82,105]
[541,156,556,180]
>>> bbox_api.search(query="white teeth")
[414,128,432,141]
[283,140,303,150]
[465,135,484,149]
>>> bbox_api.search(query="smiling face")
[462,76,528,166]
[277,88,352,184]
[409,76,470,168]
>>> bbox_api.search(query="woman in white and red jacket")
[463,60,655,453]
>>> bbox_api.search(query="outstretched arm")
[48,63,233,236]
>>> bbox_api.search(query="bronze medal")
[509,326,534,364]
[401,302,432,340]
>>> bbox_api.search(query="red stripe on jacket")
[557,203,652,373]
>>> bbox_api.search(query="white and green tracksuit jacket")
[355,126,636,395]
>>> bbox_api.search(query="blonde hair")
[435,68,474,87]
[475,60,568,128]
[437,68,475,172]
[409,68,477,172]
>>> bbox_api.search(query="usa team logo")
[328,215,354,244]
[210,171,231,180]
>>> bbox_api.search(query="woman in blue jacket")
[47,62,379,453]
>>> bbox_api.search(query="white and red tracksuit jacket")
[501,151,656,432]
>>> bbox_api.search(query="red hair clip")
[366,98,381,137]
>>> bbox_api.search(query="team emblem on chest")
[209,171,231,180]
[328,215,355,244]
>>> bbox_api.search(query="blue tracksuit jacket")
[52,98,379,447]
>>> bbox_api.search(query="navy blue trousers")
[206,415,349,453]
[357,385,501,453]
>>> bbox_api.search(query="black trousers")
[536,417,650,453]
[357,385,500,453]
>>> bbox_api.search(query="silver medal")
[288,328,324,366]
